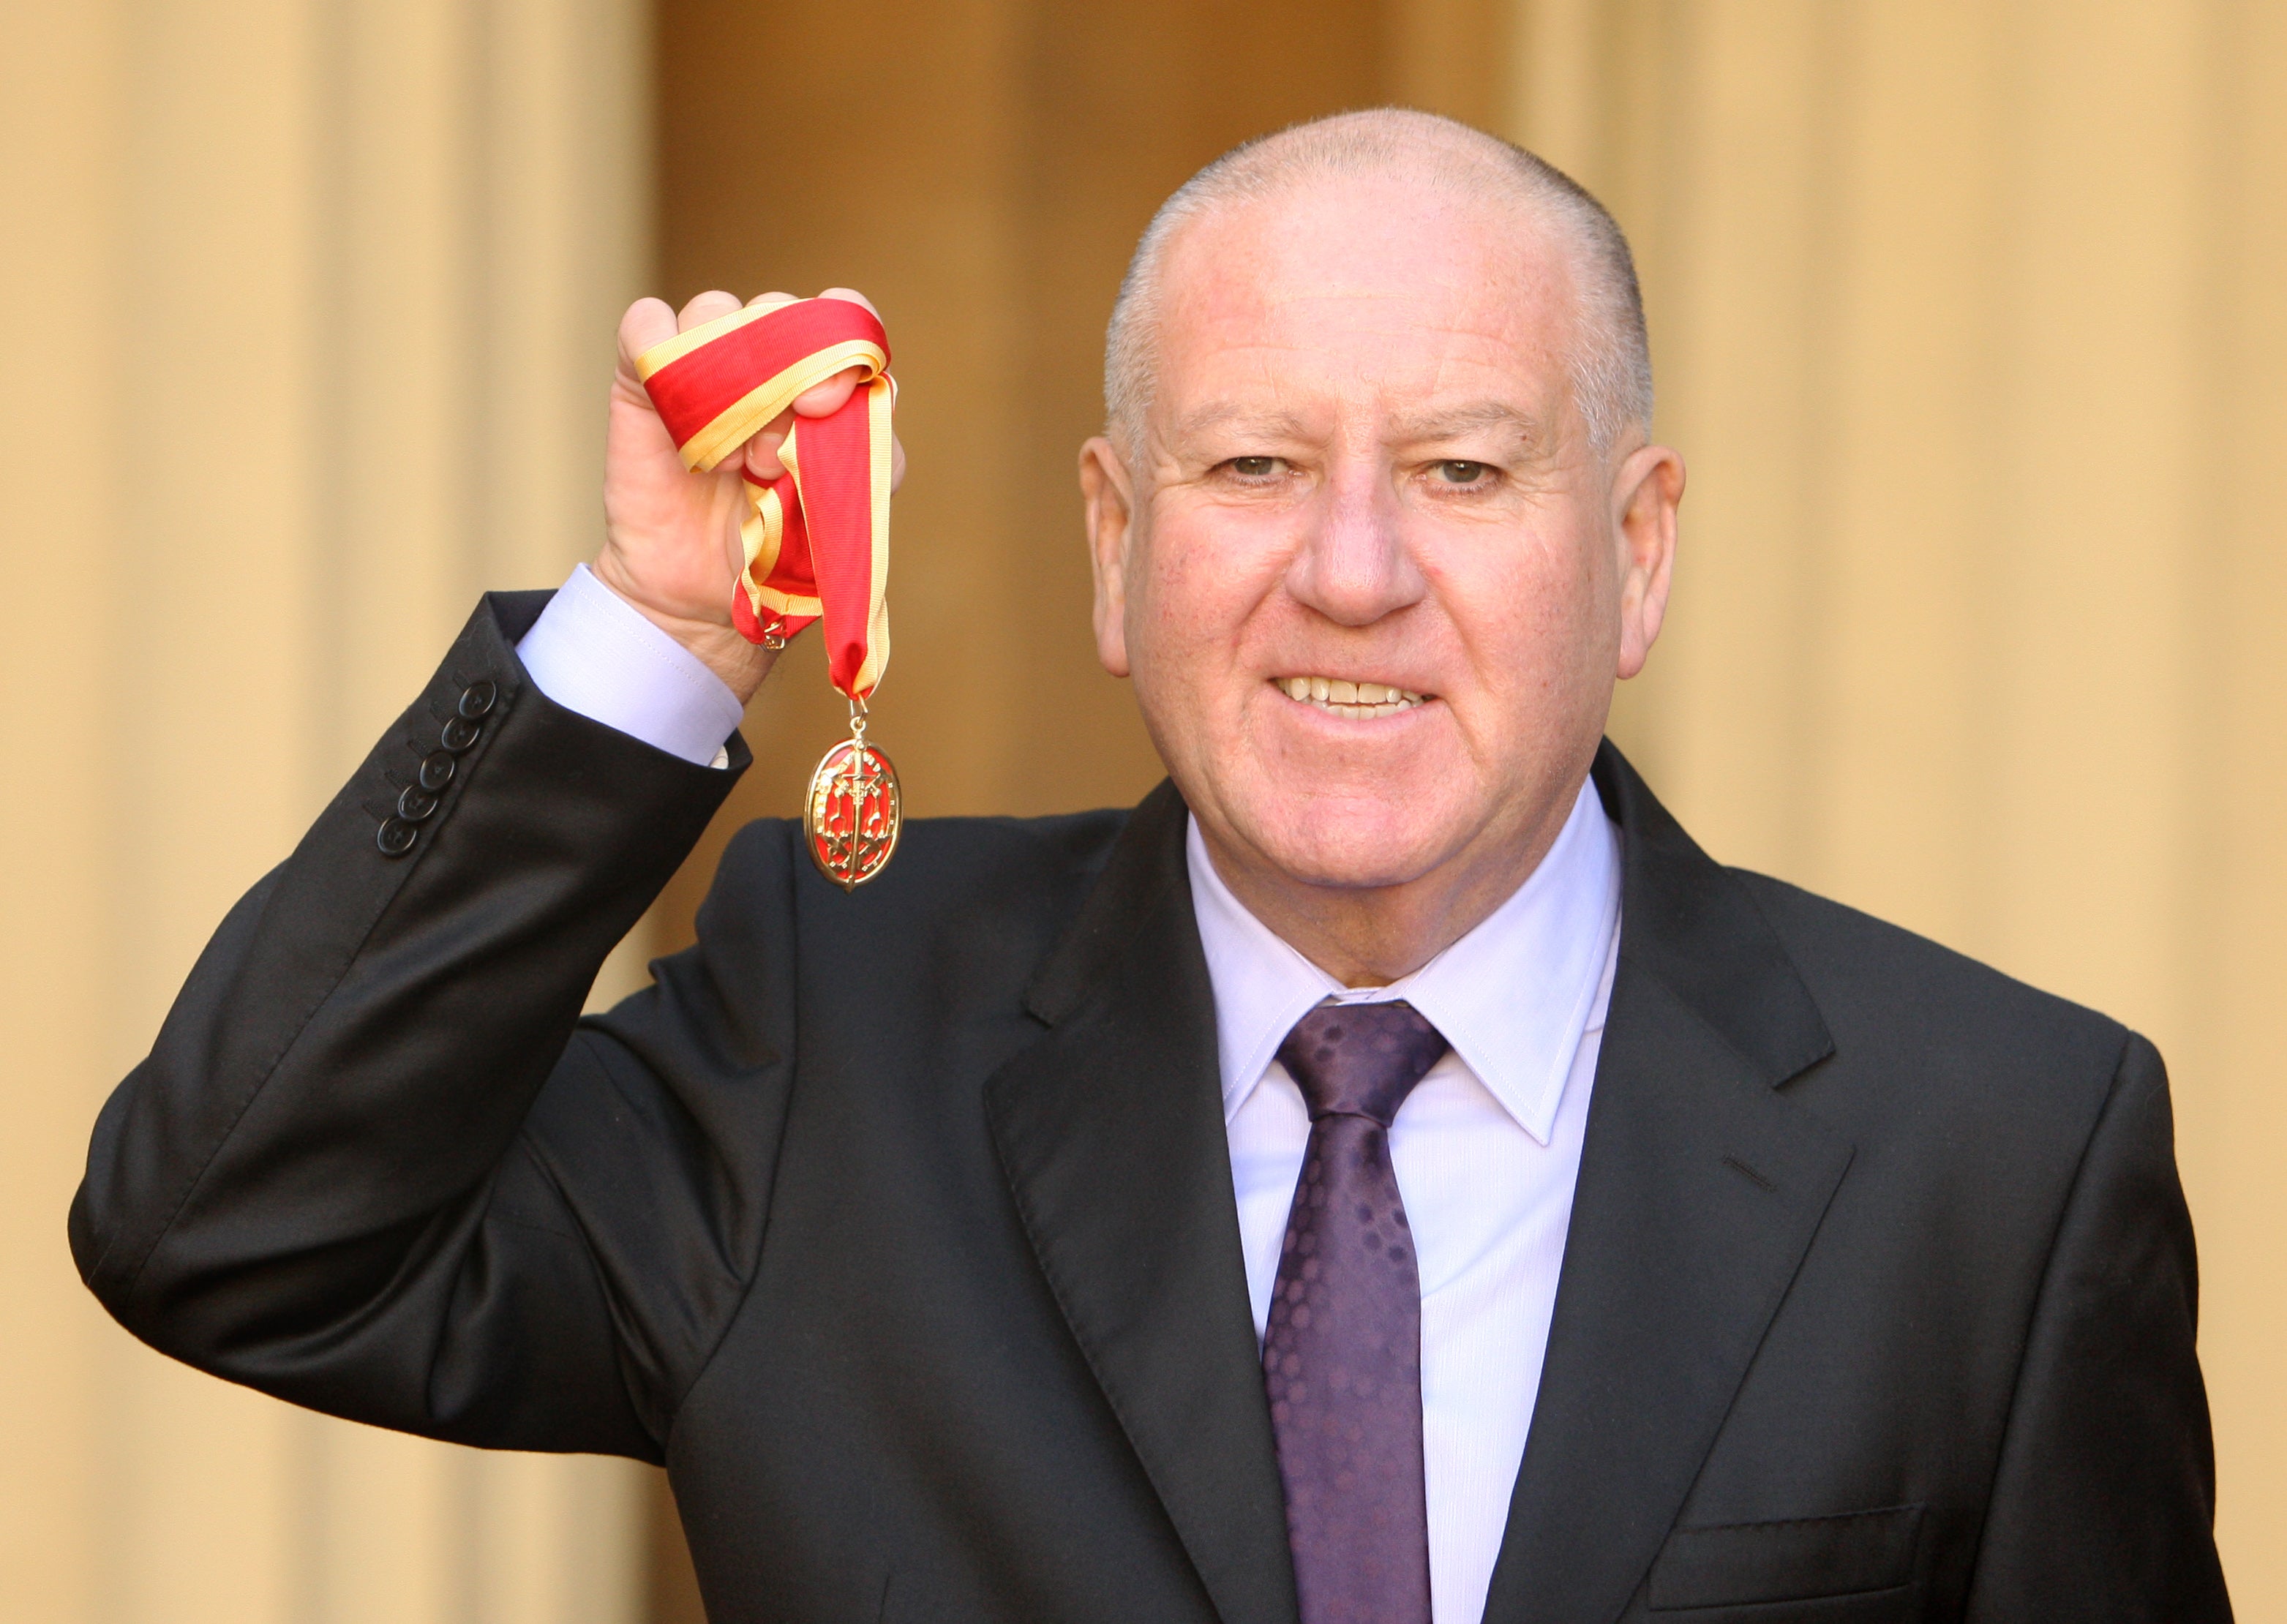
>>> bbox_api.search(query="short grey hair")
[1104,108,1653,458]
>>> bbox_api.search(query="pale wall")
[1513,1,2286,1611]
[0,1,656,1619]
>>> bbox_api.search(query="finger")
[615,297,677,383]
[816,286,879,318]
[678,290,743,332]
[788,290,882,416]
[745,421,902,492]
[732,287,882,462]
[790,366,868,419]
[748,290,797,307]
[744,421,789,482]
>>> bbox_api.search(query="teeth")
[1276,676,1428,717]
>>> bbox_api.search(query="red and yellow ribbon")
[635,295,893,699]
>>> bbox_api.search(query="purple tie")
[1263,999,1447,1624]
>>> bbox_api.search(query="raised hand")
[594,287,906,702]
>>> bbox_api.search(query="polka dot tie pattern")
[1263,999,1448,1624]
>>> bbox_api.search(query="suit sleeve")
[1963,1032,2233,1620]
[68,593,777,1463]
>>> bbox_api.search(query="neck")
[1198,790,1581,988]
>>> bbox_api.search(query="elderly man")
[75,111,2226,1623]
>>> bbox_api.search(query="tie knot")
[1275,999,1449,1127]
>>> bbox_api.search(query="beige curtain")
[0,0,654,1618]
[1508,1,2285,1608]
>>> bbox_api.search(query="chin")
[1227,780,1474,892]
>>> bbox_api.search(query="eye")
[1434,459,1492,484]
[1225,455,1285,478]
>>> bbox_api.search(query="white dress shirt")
[517,568,1624,1624]
[517,563,746,767]
[1190,788,1620,1624]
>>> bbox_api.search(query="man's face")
[1084,174,1675,903]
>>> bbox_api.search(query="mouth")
[1273,674,1431,720]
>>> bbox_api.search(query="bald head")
[1104,108,1652,461]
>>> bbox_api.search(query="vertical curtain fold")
[1502,3,2285,1609]
[0,1,653,1619]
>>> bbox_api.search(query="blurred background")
[5,0,2282,1618]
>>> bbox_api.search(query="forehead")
[1152,173,1578,415]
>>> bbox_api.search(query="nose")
[1282,457,1428,627]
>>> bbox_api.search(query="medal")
[804,699,900,890]
[636,294,904,887]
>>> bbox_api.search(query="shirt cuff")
[515,563,745,767]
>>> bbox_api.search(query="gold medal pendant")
[634,293,904,893]
[804,701,901,890]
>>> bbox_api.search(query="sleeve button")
[418,752,457,792]
[457,680,498,719]
[397,786,440,822]
[440,715,481,753]
[376,818,418,857]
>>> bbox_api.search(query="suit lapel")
[1479,746,1854,1624]
[985,782,1299,1624]
[986,751,1852,1624]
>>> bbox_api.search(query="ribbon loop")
[636,294,893,699]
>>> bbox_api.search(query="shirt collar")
[1186,776,1622,1146]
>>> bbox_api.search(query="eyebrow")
[1168,402,1313,441]
[1166,399,1547,446]
[1384,401,1546,443]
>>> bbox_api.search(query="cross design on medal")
[805,736,902,890]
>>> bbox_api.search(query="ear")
[1080,435,1137,678]
[1610,440,1683,680]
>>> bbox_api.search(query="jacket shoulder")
[1727,868,2136,1116]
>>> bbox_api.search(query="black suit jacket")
[73,594,2230,1622]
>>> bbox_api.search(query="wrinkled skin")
[1079,175,1682,985]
